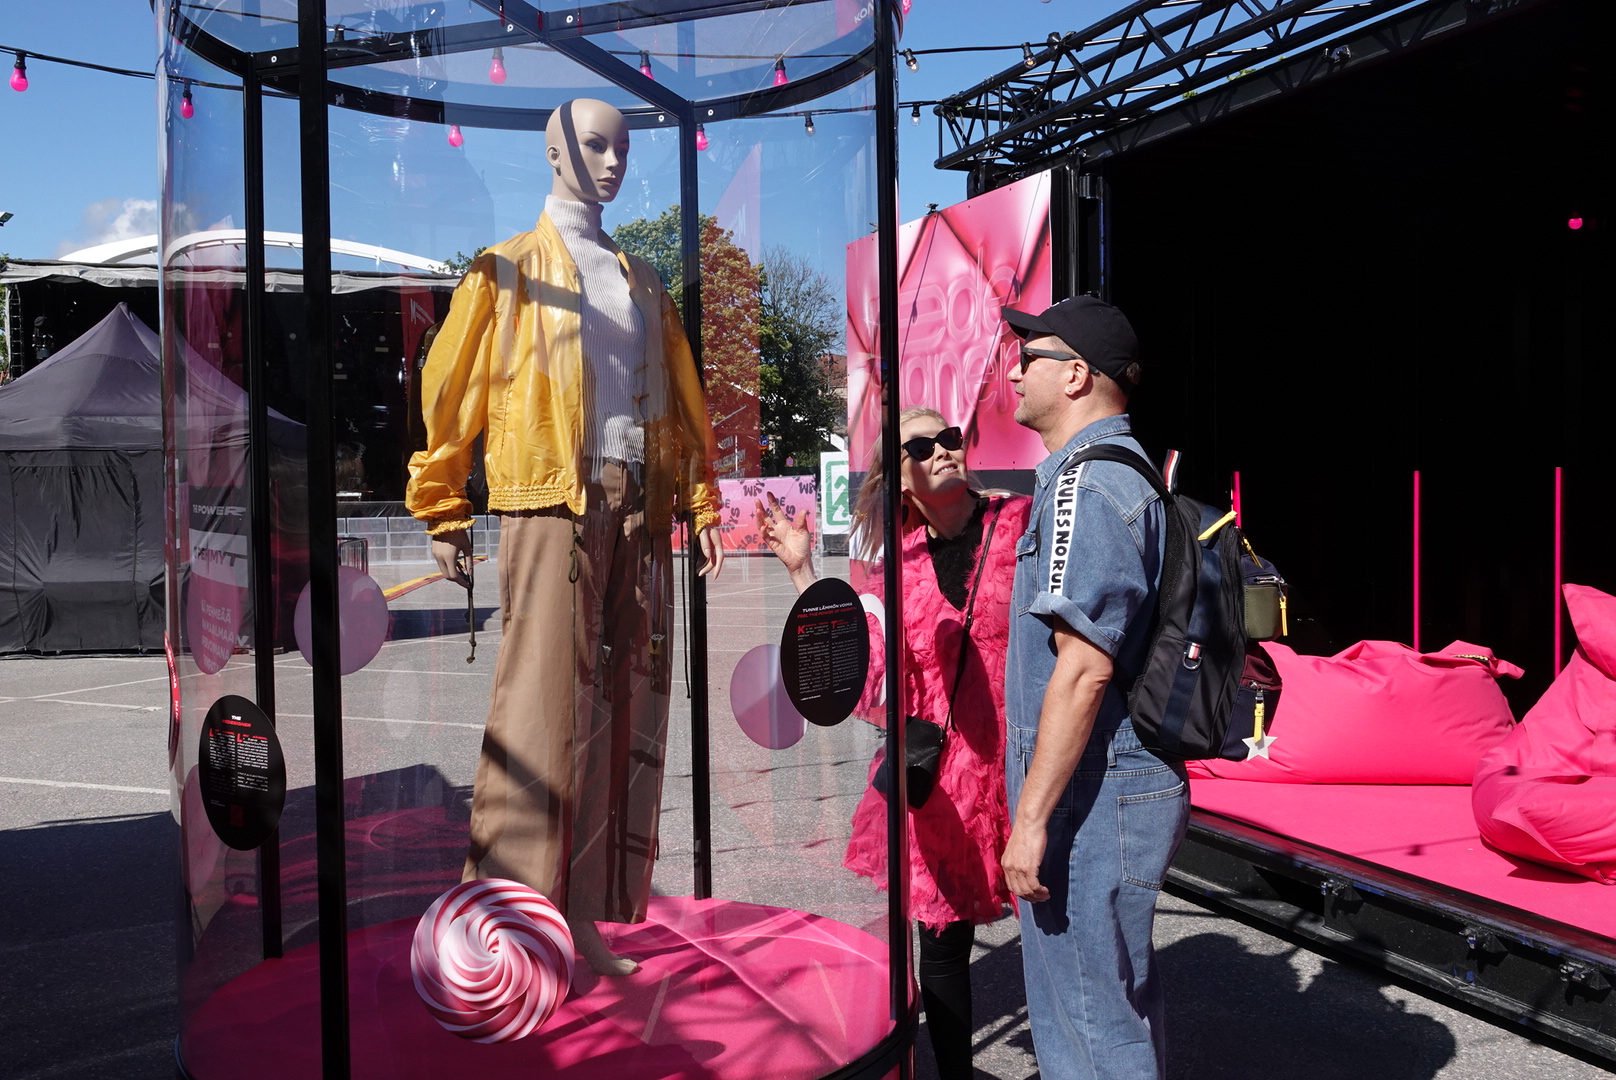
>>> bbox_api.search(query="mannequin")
[406,98,725,975]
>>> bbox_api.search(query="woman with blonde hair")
[756,406,1030,1080]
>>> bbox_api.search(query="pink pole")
[1412,470,1422,652]
[1554,467,1564,674]
[1232,470,1242,528]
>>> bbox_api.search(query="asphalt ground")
[1,554,1608,1080]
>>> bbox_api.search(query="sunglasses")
[901,426,964,462]
[1019,345,1083,373]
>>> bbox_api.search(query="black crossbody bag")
[874,503,1001,810]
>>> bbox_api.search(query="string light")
[903,49,918,72]
[803,112,815,136]
[489,46,506,84]
[639,50,653,80]
[773,57,788,87]
[181,82,194,119]
[911,104,920,125]
[10,52,26,92]
[448,124,464,147]
[695,123,708,151]
[1022,43,1036,69]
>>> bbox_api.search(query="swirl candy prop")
[410,879,575,1042]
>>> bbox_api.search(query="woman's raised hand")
[754,492,814,587]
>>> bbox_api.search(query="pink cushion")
[1191,778,1616,939]
[1472,584,1616,884]
[1189,640,1520,784]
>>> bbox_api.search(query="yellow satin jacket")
[405,213,722,535]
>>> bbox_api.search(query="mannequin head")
[545,98,630,204]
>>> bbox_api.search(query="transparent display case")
[159,2,914,1078]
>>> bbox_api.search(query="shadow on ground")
[0,812,178,1080]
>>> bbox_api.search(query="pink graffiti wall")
[845,170,1053,472]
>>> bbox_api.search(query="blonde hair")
[850,407,981,562]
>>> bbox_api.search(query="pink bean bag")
[1472,585,1616,884]
[1188,640,1520,784]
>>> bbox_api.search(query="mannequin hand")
[754,493,812,576]
[431,530,473,589]
[697,523,725,579]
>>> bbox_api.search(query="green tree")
[615,207,762,477]
[757,246,842,475]
[440,246,487,276]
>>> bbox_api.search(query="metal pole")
[297,3,351,1076]
[242,66,283,962]
[873,0,911,1045]
[678,107,713,901]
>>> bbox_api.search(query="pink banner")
[845,171,1053,473]
[677,475,818,554]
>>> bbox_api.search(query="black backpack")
[1066,445,1283,762]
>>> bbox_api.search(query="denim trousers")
[1006,722,1190,1080]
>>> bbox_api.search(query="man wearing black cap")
[997,296,1188,1079]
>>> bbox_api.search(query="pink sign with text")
[845,171,1053,473]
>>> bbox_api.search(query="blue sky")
[0,1,1116,261]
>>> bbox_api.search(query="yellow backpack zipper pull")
[1279,593,1289,637]
[1253,694,1266,742]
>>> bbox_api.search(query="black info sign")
[197,695,286,851]
[780,577,870,728]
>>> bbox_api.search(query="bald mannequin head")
[545,98,630,204]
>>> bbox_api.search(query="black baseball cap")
[1001,296,1140,385]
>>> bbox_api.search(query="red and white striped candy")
[410,878,575,1042]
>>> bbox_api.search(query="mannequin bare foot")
[570,917,639,976]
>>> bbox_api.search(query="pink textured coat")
[844,495,1030,930]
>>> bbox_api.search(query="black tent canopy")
[0,303,301,653]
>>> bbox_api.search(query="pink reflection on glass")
[730,644,807,749]
[181,87,195,119]
[695,124,708,152]
[448,124,464,147]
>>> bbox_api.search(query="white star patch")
[1242,734,1278,761]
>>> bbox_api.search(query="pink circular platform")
[182,895,894,1080]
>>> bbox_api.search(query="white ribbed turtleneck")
[545,194,647,467]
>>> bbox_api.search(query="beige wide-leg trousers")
[461,477,671,924]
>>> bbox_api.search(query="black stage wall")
[1097,0,1610,711]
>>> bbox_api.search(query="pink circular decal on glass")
[730,644,808,749]
[293,566,390,675]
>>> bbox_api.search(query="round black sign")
[197,695,286,851]
[780,577,871,728]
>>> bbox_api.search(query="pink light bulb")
[448,124,464,148]
[639,51,653,80]
[773,58,788,87]
[489,47,507,84]
[1568,217,1584,231]
[695,124,708,152]
[10,55,26,93]
[181,89,195,119]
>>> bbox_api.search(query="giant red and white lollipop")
[410,878,575,1042]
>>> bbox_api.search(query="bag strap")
[942,498,1001,734]
[1066,442,1173,503]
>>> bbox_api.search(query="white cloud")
[55,197,160,257]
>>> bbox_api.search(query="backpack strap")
[1066,442,1173,504]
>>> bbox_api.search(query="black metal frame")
[1170,810,1616,1064]
[164,1,914,1078]
[935,0,1435,177]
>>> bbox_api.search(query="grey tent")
[0,303,301,653]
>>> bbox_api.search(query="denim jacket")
[1006,414,1165,754]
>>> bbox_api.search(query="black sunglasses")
[901,426,964,462]
[1019,344,1083,373]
